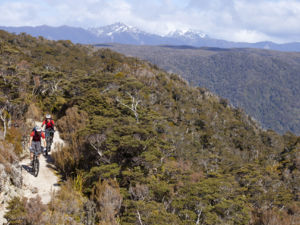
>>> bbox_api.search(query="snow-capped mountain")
[167,29,208,39]
[1,23,300,51]
[89,22,145,37]
[164,29,210,46]
[87,22,157,45]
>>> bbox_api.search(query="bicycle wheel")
[46,136,52,154]
[49,137,53,152]
[32,159,35,173]
[46,144,51,155]
[33,157,39,177]
[45,144,48,156]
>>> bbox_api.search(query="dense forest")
[98,44,300,135]
[0,31,299,224]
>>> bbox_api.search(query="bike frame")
[32,150,40,177]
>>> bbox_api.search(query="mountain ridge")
[1,23,300,51]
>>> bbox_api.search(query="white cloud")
[235,1,300,35]
[184,0,300,43]
[0,0,299,43]
[229,30,273,43]
[0,1,40,26]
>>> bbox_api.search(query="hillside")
[0,31,299,224]
[96,44,300,135]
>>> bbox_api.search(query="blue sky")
[0,0,300,43]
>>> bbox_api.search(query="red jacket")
[42,119,55,129]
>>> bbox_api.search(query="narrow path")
[20,122,65,204]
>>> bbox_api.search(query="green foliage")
[171,175,251,224]
[121,200,183,225]
[102,44,300,135]
[0,30,299,224]
[4,197,26,225]
[84,163,120,194]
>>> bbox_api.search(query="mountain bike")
[44,128,54,156]
[32,149,40,177]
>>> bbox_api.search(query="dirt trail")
[0,122,65,224]
[20,121,65,204]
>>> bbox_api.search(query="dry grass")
[251,204,300,225]
[43,180,96,225]
[57,106,87,142]
[92,179,122,225]
[25,103,42,121]
[0,141,18,174]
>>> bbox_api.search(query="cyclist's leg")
[30,141,37,156]
[50,128,54,142]
[30,142,38,165]
[30,151,33,161]
[36,141,42,158]
[45,129,49,138]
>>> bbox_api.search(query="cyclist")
[41,114,55,145]
[28,126,46,165]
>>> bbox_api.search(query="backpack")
[44,119,54,128]
[32,128,42,141]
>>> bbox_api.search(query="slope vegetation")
[0,31,299,224]
[98,44,300,135]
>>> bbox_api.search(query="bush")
[42,180,96,225]
[4,196,46,225]
[92,179,122,225]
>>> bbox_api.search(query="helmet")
[35,126,42,132]
[45,114,51,119]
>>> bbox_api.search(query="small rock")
[11,163,23,188]
[30,187,38,194]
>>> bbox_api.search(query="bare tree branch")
[32,76,41,95]
[196,208,202,225]
[50,79,61,93]
[116,92,141,123]
[0,102,11,139]
[87,134,110,164]
[0,107,7,139]
[136,210,144,225]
